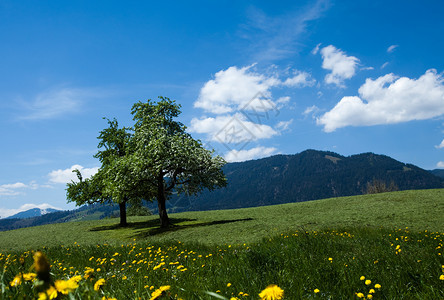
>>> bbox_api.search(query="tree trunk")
[157,175,170,228]
[119,200,128,227]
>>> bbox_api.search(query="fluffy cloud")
[0,203,61,219]
[189,113,278,144]
[436,139,444,149]
[48,165,99,184]
[320,45,360,87]
[437,161,444,168]
[194,65,314,114]
[317,69,444,132]
[224,146,278,162]
[0,182,38,196]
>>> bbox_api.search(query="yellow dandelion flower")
[227,283,232,287]
[356,292,365,298]
[365,280,371,285]
[55,279,79,295]
[94,278,106,291]
[369,289,375,294]
[149,285,170,300]
[23,272,37,281]
[259,284,284,300]
[38,285,58,300]
[367,295,373,299]
[360,276,365,280]
[374,284,381,289]
[440,274,444,280]
[10,274,22,287]
[314,289,320,293]
[33,251,51,282]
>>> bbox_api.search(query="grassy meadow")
[0,189,443,299]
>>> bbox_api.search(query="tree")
[67,97,226,228]
[66,118,135,227]
[124,96,227,227]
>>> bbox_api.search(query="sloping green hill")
[1,189,443,251]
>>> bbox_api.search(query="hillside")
[166,150,443,212]
[430,168,444,179]
[0,189,442,251]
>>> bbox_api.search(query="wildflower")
[38,285,58,300]
[360,276,365,280]
[365,280,371,285]
[356,292,365,298]
[23,272,37,281]
[150,285,170,300]
[102,297,117,300]
[230,298,240,300]
[34,251,51,282]
[314,289,320,293]
[227,283,232,287]
[259,284,284,300]
[440,274,444,280]
[84,267,95,279]
[374,284,381,289]
[94,278,106,291]
[55,279,79,295]
[10,274,22,287]
[369,289,375,294]
[367,295,373,299]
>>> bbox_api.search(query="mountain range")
[164,149,443,212]
[1,149,443,231]
[5,208,60,219]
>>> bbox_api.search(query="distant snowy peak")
[5,208,60,219]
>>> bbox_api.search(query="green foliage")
[66,97,227,228]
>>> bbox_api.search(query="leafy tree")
[67,97,226,228]
[66,118,134,226]
[124,96,227,227]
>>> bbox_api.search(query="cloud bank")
[317,69,444,132]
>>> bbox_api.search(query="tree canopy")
[66,96,227,228]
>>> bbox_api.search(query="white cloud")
[275,119,293,131]
[195,65,314,114]
[18,87,105,120]
[189,113,278,144]
[224,146,278,162]
[0,203,61,219]
[48,165,99,184]
[311,43,322,55]
[317,69,444,132]
[303,105,321,118]
[437,161,444,168]
[0,181,39,196]
[320,45,360,87]
[436,139,444,149]
[381,62,389,69]
[282,71,316,87]
[387,45,398,53]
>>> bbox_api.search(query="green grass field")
[1,189,443,299]
[1,189,443,251]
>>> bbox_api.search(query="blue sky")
[1,0,443,217]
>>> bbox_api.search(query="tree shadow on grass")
[133,218,254,238]
[89,218,194,232]
[89,217,254,239]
